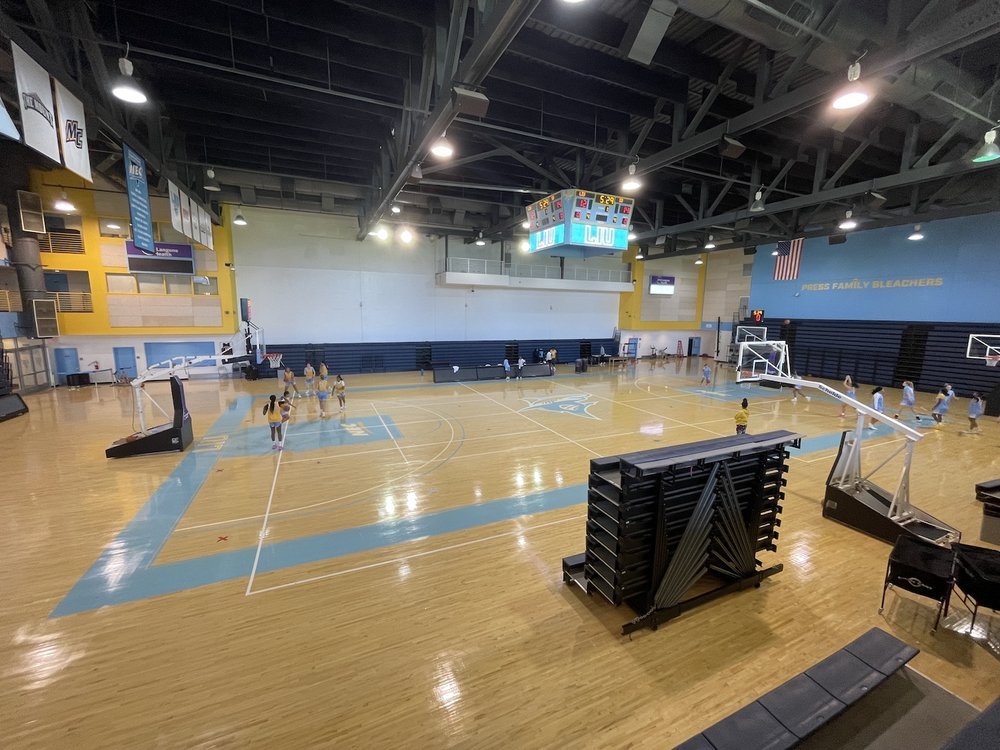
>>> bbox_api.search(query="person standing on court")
[263,394,283,449]
[334,374,347,411]
[503,358,511,381]
[282,366,300,398]
[303,361,316,397]
[931,387,949,425]
[700,363,712,385]
[894,380,920,421]
[734,399,749,435]
[316,375,331,417]
[966,392,984,433]
[319,361,328,378]
[517,355,525,380]
[278,390,296,449]
[867,386,885,429]
[840,374,856,418]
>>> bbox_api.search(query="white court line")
[245,420,294,595]
[372,401,409,464]
[460,382,601,457]
[279,427,547,467]
[246,514,584,596]
[179,402,459,532]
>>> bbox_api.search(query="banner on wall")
[198,206,212,248]
[123,143,155,252]
[53,80,92,182]
[773,238,803,281]
[168,181,184,235]
[180,192,193,238]
[11,43,60,163]
[193,205,204,245]
[0,95,20,142]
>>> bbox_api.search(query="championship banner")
[53,80,92,181]
[198,206,211,247]
[168,181,184,235]
[191,204,203,245]
[0,95,20,142]
[123,143,155,252]
[11,43,60,163]
[180,192,193,238]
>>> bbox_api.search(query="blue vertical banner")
[123,143,155,252]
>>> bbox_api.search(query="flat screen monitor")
[649,275,675,295]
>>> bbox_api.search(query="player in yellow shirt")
[319,362,329,378]
[734,398,749,435]
[334,375,346,411]
[282,366,300,398]
[316,375,331,417]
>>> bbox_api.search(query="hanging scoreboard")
[525,190,634,257]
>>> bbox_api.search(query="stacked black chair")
[952,543,1000,632]
[880,534,956,632]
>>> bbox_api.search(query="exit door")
[113,347,137,378]
[54,347,79,383]
[687,337,701,357]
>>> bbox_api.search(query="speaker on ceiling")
[718,135,746,159]
[829,234,847,245]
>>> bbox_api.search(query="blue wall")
[750,212,1000,322]
[0,313,17,338]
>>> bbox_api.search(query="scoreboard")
[525,190,634,257]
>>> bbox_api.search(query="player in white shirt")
[867,386,884,429]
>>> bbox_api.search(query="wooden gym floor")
[3,359,999,748]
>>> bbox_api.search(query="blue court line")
[52,387,901,617]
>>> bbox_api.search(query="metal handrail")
[47,291,94,312]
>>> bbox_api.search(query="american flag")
[773,237,804,281]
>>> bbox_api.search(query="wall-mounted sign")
[11,43,60,163]
[126,240,195,275]
[750,309,765,323]
[649,275,676,296]
[123,143,154,252]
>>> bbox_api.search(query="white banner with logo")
[168,181,184,235]
[198,206,211,247]
[180,192,193,238]
[53,80,92,181]
[11,43,60,163]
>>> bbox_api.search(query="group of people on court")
[842,375,988,432]
[263,363,347,449]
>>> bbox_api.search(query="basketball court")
[6,357,998,747]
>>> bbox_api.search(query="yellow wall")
[30,170,238,336]
[618,246,706,330]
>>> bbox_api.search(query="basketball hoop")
[987,355,1000,368]
[265,353,283,369]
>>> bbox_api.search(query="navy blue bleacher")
[265,337,619,378]
[761,318,999,398]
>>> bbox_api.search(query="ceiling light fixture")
[634,249,644,260]
[907,224,924,241]
[233,212,248,226]
[749,190,766,213]
[519,239,530,252]
[430,132,454,159]
[771,249,780,256]
[704,234,716,249]
[111,47,148,104]
[399,227,414,244]
[54,192,75,212]
[622,162,642,192]
[521,220,530,229]
[694,256,704,265]
[204,168,221,192]
[369,225,389,241]
[831,57,869,110]
[391,205,402,214]
[838,209,858,231]
[106,222,121,230]
[972,127,1000,163]
[627,232,637,240]
[474,231,486,246]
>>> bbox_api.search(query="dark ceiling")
[2,0,1000,254]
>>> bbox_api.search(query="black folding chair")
[880,534,955,632]
[952,543,1000,633]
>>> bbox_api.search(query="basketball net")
[265,353,283,369]
[987,355,1000,368]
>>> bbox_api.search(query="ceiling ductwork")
[678,0,993,142]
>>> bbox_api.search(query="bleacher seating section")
[760,318,999,401]
[265,337,619,377]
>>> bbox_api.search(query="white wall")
[231,208,621,343]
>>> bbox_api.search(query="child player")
[334,374,347,411]
[867,386,885,430]
[303,362,316,396]
[700,363,712,385]
[894,380,920,421]
[734,398,749,435]
[316,375,331,417]
[282,366,300,398]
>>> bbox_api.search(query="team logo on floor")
[520,393,600,419]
